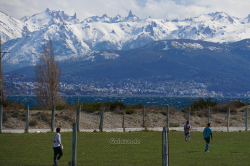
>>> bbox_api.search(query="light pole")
[0,38,9,103]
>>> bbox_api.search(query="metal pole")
[77,105,81,132]
[51,106,55,132]
[0,38,9,103]
[0,105,2,133]
[162,127,168,166]
[25,105,29,132]
[143,105,145,128]
[72,123,77,166]
[166,105,169,131]
[246,108,248,131]
[167,126,169,166]
[99,106,105,132]
[0,38,3,103]
[227,107,230,132]
[208,106,210,123]
[122,109,125,132]
[188,106,191,122]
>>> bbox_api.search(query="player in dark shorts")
[203,123,213,152]
[184,121,191,141]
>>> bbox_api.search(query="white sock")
[55,159,58,162]
[189,137,190,141]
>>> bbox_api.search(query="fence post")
[0,105,2,133]
[72,123,77,166]
[143,105,145,128]
[77,105,81,132]
[188,106,191,122]
[99,106,105,132]
[246,108,248,131]
[227,107,230,132]
[122,109,125,132]
[166,105,169,131]
[162,127,169,166]
[51,106,55,132]
[25,105,29,132]
[208,106,210,123]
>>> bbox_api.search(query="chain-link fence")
[1,102,250,165]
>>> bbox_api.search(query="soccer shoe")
[205,150,209,152]
[53,163,58,166]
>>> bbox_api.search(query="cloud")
[0,0,250,21]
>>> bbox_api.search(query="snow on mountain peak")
[20,8,79,32]
[73,13,77,19]
[82,10,140,23]
[124,10,140,22]
[128,10,134,18]
[3,9,250,71]
[244,14,250,23]
[0,11,23,43]
[208,12,234,23]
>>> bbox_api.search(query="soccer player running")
[203,123,213,152]
[53,128,63,166]
[184,121,191,141]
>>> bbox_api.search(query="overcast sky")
[1,0,250,20]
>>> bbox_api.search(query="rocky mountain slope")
[2,9,250,71]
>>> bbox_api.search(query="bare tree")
[35,39,62,109]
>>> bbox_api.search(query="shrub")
[3,101,26,110]
[81,102,102,112]
[129,103,143,109]
[181,106,195,112]
[109,102,126,111]
[56,105,66,110]
[30,107,41,110]
[212,100,248,113]
[29,120,37,126]
[126,109,135,114]
[62,115,69,120]
[80,101,127,112]
[11,111,19,118]
[40,112,50,123]
[169,122,179,127]
[188,98,217,111]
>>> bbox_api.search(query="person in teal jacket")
[203,123,213,152]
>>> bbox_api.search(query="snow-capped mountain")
[2,8,250,71]
[0,11,23,43]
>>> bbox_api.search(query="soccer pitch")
[0,131,250,165]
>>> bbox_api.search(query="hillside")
[8,39,250,94]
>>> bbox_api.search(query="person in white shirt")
[184,121,191,141]
[53,128,63,166]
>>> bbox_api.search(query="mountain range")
[2,8,250,71]
[2,9,250,94]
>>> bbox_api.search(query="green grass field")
[0,131,250,166]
